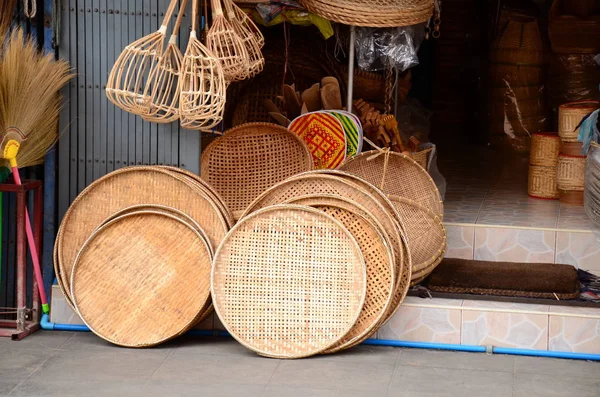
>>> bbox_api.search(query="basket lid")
[71,211,212,347]
[212,205,367,358]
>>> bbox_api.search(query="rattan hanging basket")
[558,101,600,142]
[528,164,559,199]
[71,211,212,347]
[530,133,560,167]
[201,123,313,220]
[299,0,434,27]
[557,154,587,191]
[212,205,367,359]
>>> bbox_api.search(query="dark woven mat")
[427,258,580,300]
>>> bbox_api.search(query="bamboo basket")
[299,0,434,27]
[490,98,545,120]
[560,141,585,156]
[549,0,600,54]
[494,17,543,51]
[412,146,433,170]
[530,133,560,167]
[557,154,587,191]
[558,100,600,142]
[212,205,367,359]
[489,63,544,87]
[528,164,559,199]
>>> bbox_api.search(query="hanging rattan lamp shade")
[55,166,229,306]
[300,0,434,27]
[71,212,213,347]
[283,195,395,353]
[212,205,367,358]
[339,150,444,219]
[201,123,314,220]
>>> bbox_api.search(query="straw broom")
[0,0,16,47]
[0,28,74,314]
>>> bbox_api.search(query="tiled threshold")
[50,284,600,355]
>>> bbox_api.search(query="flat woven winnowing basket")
[201,123,313,220]
[212,205,367,358]
[283,195,395,353]
[71,211,212,347]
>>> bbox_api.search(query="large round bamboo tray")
[530,133,560,167]
[71,211,212,347]
[201,123,313,220]
[300,0,434,27]
[282,195,395,352]
[557,154,587,191]
[558,101,600,142]
[55,166,229,305]
[388,195,446,279]
[212,205,367,359]
[159,166,235,228]
[339,150,444,219]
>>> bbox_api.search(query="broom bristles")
[0,0,16,48]
[0,29,74,168]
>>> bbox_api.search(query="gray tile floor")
[1,332,599,396]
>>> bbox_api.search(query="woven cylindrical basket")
[412,147,433,170]
[201,123,313,220]
[530,133,560,167]
[212,205,367,359]
[71,211,213,347]
[528,165,559,199]
[558,101,600,142]
[561,189,585,206]
[557,154,587,191]
[560,141,585,157]
[299,0,434,27]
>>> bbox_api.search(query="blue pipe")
[40,314,600,361]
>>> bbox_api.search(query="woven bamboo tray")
[528,165,559,199]
[558,101,600,142]
[557,154,587,191]
[388,195,446,279]
[201,123,313,220]
[300,0,434,27]
[530,133,560,167]
[55,166,229,305]
[339,150,444,219]
[212,205,367,358]
[71,211,212,347]
[282,195,395,352]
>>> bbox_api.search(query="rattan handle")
[222,0,235,19]
[191,0,198,35]
[169,0,189,42]
[160,0,179,32]
[211,0,223,17]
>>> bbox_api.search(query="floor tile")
[474,227,556,263]
[175,337,255,357]
[513,373,600,397]
[388,366,513,397]
[514,356,600,379]
[555,231,600,273]
[269,358,394,392]
[263,386,338,397]
[0,381,19,396]
[0,331,75,351]
[378,305,461,344]
[398,349,515,373]
[318,345,400,365]
[144,381,266,397]
[444,225,474,260]
[549,315,600,354]
[8,380,147,397]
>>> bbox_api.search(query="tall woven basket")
[528,165,559,199]
[557,154,587,191]
[530,133,560,167]
[558,101,600,142]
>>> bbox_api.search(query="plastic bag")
[548,53,600,109]
[396,98,432,143]
[356,25,425,72]
[419,142,446,200]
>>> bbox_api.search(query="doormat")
[427,258,580,300]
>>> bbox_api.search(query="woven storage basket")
[293,170,412,325]
[528,165,559,199]
[557,154,587,191]
[489,98,545,120]
[494,17,543,51]
[55,166,229,306]
[560,141,585,156]
[549,0,600,53]
[530,133,560,167]
[284,195,395,353]
[300,0,434,27]
[339,150,444,219]
[489,64,544,87]
[212,205,367,359]
[490,85,544,100]
[388,195,446,280]
[201,123,313,220]
[558,101,600,142]
[241,171,411,324]
[412,146,433,170]
[71,211,212,347]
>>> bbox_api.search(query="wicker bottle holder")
[530,133,560,167]
[528,165,559,199]
[558,101,600,142]
[557,154,587,191]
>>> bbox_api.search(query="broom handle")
[159,0,179,32]
[212,0,223,17]
[223,0,234,19]
[169,0,189,42]
[11,167,48,314]
[191,0,198,35]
